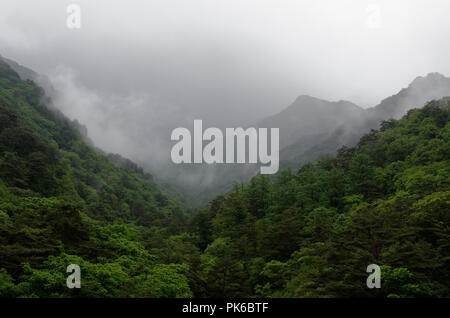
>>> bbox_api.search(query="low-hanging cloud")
[2,0,450,192]
[48,65,179,170]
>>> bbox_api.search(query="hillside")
[370,73,450,121]
[175,74,450,200]
[185,99,450,297]
[259,95,365,149]
[0,59,192,297]
[278,73,450,168]
[0,57,449,298]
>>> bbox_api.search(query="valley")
[0,57,449,298]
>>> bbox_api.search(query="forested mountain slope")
[1,58,449,298]
[193,74,450,200]
[187,99,450,297]
[0,60,192,297]
[276,73,450,168]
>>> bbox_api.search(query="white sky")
[1,0,450,118]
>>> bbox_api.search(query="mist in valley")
[2,0,450,200]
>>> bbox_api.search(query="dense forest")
[0,60,449,297]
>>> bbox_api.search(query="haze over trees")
[0,58,449,298]
[188,72,450,201]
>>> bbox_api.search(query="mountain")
[259,95,365,148]
[188,98,450,297]
[0,55,38,81]
[0,58,193,297]
[274,72,450,167]
[370,72,450,121]
[1,56,449,298]
[0,54,56,98]
[164,73,450,201]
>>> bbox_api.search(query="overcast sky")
[2,1,450,110]
[1,0,450,176]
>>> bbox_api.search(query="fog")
[2,0,450,192]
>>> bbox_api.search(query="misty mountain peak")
[283,96,364,128]
[291,95,361,111]
[409,72,448,89]
[370,72,450,121]
[294,94,321,102]
[259,94,365,149]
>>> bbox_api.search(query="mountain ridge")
[3,54,449,202]
[276,71,450,167]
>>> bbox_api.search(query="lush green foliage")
[186,98,450,297]
[0,60,449,297]
[0,60,190,297]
